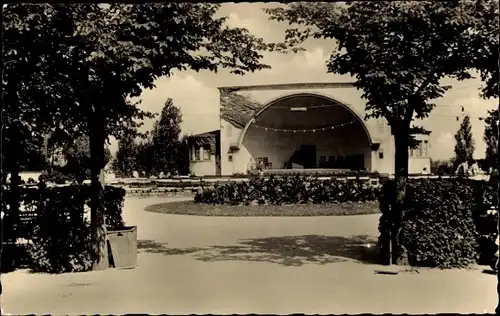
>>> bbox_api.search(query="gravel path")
[1,196,497,314]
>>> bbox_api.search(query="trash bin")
[107,226,137,269]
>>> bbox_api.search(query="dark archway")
[239,93,374,170]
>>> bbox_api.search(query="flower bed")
[194,175,382,205]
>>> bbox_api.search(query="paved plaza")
[1,196,497,314]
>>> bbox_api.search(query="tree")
[62,136,112,183]
[112,133,139,177]
[131,98,191,176]
[453,114,476,169]
[4,3,280,270]
[40,132,112,183]
[465,2,499,310]
[430,159,453,176]
[3,4,80,264]
[135,139,154,176]
[150,98,183,175]
[176,136,191,176]
[266,1,481,264]
[484,110,499,171]
[8,136,46,173]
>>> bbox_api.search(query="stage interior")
[242,94,372,174]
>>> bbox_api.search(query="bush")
[1,243,31,272]
[379,178,496,268]
[231,170,380,178]
[261,171,380,178]
[41,168,74,184]
[471,179,498,264]
[194,175,381,205]
[2,183,126,273]
[29,218,92,273]
[104,186,126,231]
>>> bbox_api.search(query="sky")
[111,3,498,161]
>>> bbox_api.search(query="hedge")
[194,175,381,205]
[379,178,497,268]
[261,170,381,177]
[1,183,126,273]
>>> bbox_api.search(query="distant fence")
[106,174,491,197]
[11,173,490,197]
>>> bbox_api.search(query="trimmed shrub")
[194,175,381,205]
[1,183,126,273]
[104,186,126,231]
[262,170,380,177]
[29,216,92,273]
[379,178,496,268]
[471,179,498,264]
[0,243,31,273]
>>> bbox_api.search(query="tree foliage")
[430,159,454,176]
[0,136,46,173]
[135,140,154,176]
[274,2,480,118]
[176,136,191,176]
[468,0,499,99]
[6,3,282,137]
[112,99,191,177]
[39,135,112,184]
[3,4,75,172]
[454,115,476,167]
[65,136,112,181]
[484,109,499,170]
[4,2,282,170]
[3,4,78,214]
[112,133,139,177]
[150,98,184,175]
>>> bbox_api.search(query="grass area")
[145,200,381,217]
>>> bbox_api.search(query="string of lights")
[250,120,356,133]
[271,103,487,111]
[185,112,492,120]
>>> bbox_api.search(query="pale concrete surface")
[1,196,497,315]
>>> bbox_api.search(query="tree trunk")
[10,162,21,237]
[89,116,109,271]
[9,135,22,244]
[496,109,499,315]
[393,131,410,266]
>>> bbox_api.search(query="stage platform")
[263,168,357,176]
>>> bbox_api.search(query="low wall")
[111,174,491,197]
[124,187,196,197]
[13,174,490,198]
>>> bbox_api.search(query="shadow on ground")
[138,235,379,266]
[137,239,204,255]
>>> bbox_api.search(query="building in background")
[186,130,221,177]
[187,82,431,177]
